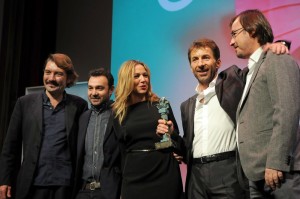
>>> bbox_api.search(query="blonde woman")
[113,60,184,199]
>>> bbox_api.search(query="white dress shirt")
[193,76,236,158]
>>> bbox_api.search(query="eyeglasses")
[230,27,244,38]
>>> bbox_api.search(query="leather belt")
[127,147,174,153]
[83,181,101,190]
[193,151,235,164]
[128,148,157,152]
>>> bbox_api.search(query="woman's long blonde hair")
[113,60,159,124]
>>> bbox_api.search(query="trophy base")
[155,140,173,150]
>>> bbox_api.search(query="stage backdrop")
[111,0,300,134]
[111,0,300,189]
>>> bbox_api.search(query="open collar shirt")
[82,102,111,182]
[193,76,236,158]
[34,91,71,186]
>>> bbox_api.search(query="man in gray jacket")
[231,9,300,198]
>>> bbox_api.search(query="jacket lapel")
[77,110,91,156]
[238,52,266,114]
[103,111,113,144]
[187,95,196,148]
[79,110,91,142]
[65,96,77,137]
[30,93,44,135]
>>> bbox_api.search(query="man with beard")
[0,53,88,199]
[73,68,121,199]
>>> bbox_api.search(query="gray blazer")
[237,51,300,181]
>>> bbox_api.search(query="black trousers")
[26,186,71,199]
[188,156,249,199]
[75,189,105,199]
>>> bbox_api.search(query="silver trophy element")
[155,97,174,150]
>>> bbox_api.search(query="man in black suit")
[0,53,88,199]
[73,68,121,199]
[181,38,247,199]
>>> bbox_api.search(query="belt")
[128,147,174,153]
[83,181,101,190]
[193,151,235,164]
[128,148,157,152]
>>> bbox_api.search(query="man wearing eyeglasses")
[231,9,300,198]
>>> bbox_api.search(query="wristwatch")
[275,40,291,50]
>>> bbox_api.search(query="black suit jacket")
[0,92,88,199]
[180,65,246,192]
[73,102,121,199]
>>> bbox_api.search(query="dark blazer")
[73,102,121,199]
[180,65,245,192]
[237,51,300,181]
[0,92,88,199]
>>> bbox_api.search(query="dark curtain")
[0,0,57,152]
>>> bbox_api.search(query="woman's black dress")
[116,101,183,199]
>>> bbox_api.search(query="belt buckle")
[90,181,96,190]
[200,157,205,164]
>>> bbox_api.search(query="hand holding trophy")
[155,97,174,150]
